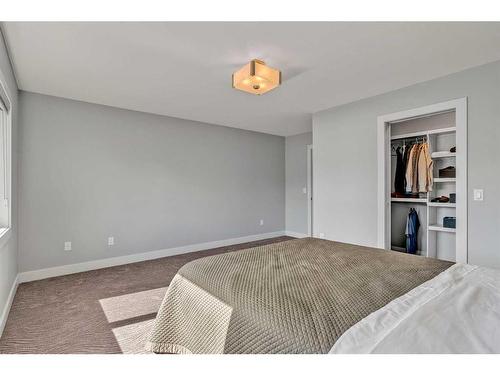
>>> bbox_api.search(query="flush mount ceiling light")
[232,59,281,95]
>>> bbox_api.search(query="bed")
[146,238,499,354]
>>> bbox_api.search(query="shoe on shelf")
[431,196,450,203]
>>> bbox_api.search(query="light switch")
[473,189,484,201]
[64,241,72,251]
[302,187,307,194]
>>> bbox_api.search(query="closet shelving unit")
[432,151,456,159]
[434,177,456,183]
[428,225,456,233]
[390,126,457,260]
[390,197,427,203]
[428,202,456,208]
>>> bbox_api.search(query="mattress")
[147,238,452,354]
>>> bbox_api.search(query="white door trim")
[307,144,313,237]
[377,98,468,263]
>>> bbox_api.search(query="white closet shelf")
[390,126,456,141]
[391,197,427,203]
[428,126,457,135]
[428,225,456,233]
[428,202,456,207]
[431,151,456,159]
[434,177,456,183]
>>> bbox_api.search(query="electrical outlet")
[319,233,325,238]
[64,241,72,251]
[302,187,307,194]
[259,219,264,226]
[108,236,114,246]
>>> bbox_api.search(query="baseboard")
[18,231,286,283]
[285,231,309,238]
[0,274,19,338]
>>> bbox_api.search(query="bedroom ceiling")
[3,22,500,136]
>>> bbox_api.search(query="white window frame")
[0,75,12,247]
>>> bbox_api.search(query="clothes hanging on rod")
[406,143,420,193]
[396,139,433,194]
[394,146,406,194]
[403,142,412,190]
[417,142,433,193]
[405,208,420,254]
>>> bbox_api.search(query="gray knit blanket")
[147,238,452,354]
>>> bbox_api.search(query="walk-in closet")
[378,99,467,263]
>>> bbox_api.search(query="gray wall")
[285,132,312,235]
[19,92,285,271]
[313,60,500,269]
[0,31,18,325]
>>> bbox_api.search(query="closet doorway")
[307,144,313,237]
[377,98,467,263]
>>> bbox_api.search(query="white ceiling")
[3,22,500,136]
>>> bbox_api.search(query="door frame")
[307,144,313,237]
[377,98,468,263]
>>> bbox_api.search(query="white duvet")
[330,263,500,353]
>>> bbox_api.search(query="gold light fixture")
[232,59,281,95]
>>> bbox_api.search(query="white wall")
[0,31,18,333]
[18,92,285,272]
[313,60,500,269]
[285,132,312,235]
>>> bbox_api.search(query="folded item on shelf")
[439,166,456,178]
[431,196,450,203]
[443,217,456,229]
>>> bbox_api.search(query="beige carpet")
[0,236,293,354]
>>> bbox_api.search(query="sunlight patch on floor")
[98,287,168,354]
[99,287,167,323]
[112,318,156,354]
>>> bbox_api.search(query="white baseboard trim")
[285,231,309,238]
[18,231,286,283]
[0,274,19,338]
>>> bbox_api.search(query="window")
[0,89,11,234]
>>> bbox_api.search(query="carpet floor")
[0,236,293,354]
